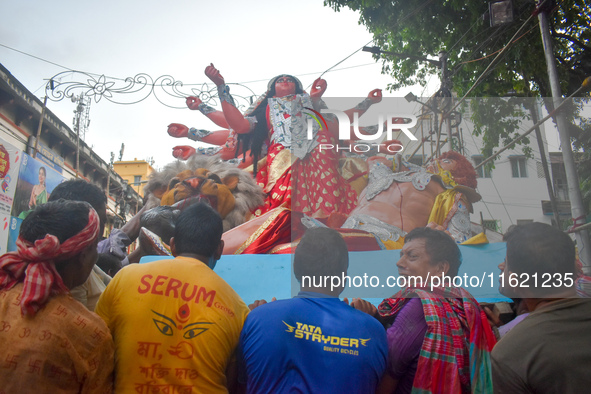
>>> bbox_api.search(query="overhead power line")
[448,0,558,115]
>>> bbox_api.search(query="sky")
[0,0,445,170]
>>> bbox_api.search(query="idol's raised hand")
[310,78,327,99]
[205,63,225,86]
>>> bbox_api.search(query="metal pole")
[570,221,591,234]
[480,211,486,236]
[106,170,111,198]
[75,93,83,178]
[529,102,561,228]
[434,111,441,157]
[421,115,425,160]
[106,152,114,198]
[32,96,48,158]
[538,7,591,271]
[408,139,426,162]
[439,51,453,152]
[426,139,449,163]
[459,125,465,156]
[445,117,453,152]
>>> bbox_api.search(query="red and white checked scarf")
[0,208,99,316]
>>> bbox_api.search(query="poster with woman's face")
[11,153,65,218]
[6,153,67,251]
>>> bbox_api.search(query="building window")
[472,156,491,178]
[510,157,527,178]
[551,161,568,200]
[482,219,500,232]
[134,175,142,186]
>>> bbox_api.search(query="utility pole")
[538,3,591,271]
[528,102,561,228]
[72,93,91,178]
[106,151,114,198]
[438,51,454,152]
[364,46,452,155]
[72,93,86,178]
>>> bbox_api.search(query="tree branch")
[555,54,571,67]
[550,31,591,51]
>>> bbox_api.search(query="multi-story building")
[0,63,142,250]
[113,159,154,198]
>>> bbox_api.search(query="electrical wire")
[448,0,557,115]
[0,0,442,96]
[460,114,553,171]
[480,201,549,208]
[454,25,538,67]
[0,43,72,71]
[0,40,380,91]
[447,15,486,53]
[306,39,375,90]
[305,0,436,89]
[239,62,379,86]
[461,113,562,227]
[491,175,515,225]
[448,2,534,79]
[449,25,508,78]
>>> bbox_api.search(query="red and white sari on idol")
[253,94,357,218]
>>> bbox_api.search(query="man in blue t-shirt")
[238,227,387,393]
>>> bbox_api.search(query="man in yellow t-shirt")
[96,202,249,393]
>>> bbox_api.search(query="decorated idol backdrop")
[7,152,66,251]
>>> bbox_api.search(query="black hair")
[293,227,348,282]
[505,222,575,291]
[96,253,123,277]
[20,199,91,244]
[173,202,223,257]
[236,74,304,175]
[404,227,462,277]
[140,206,180,245]
[48,179,107,213]
[39,167,46,176]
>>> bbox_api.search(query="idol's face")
[274,76,296,98]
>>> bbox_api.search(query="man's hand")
[167,123,189,138]
[205,63,225,86]
[310,78,327,99]
[248,297,276,311]
[483,304,502,328]
[367,88,382,104]
[186,96,203,110]
[172,146,196,161]
[349,297,378,317]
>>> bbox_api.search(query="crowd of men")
[0,179,589,393]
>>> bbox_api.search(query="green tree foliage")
[325,0,589,97]
[326,0,590,204]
